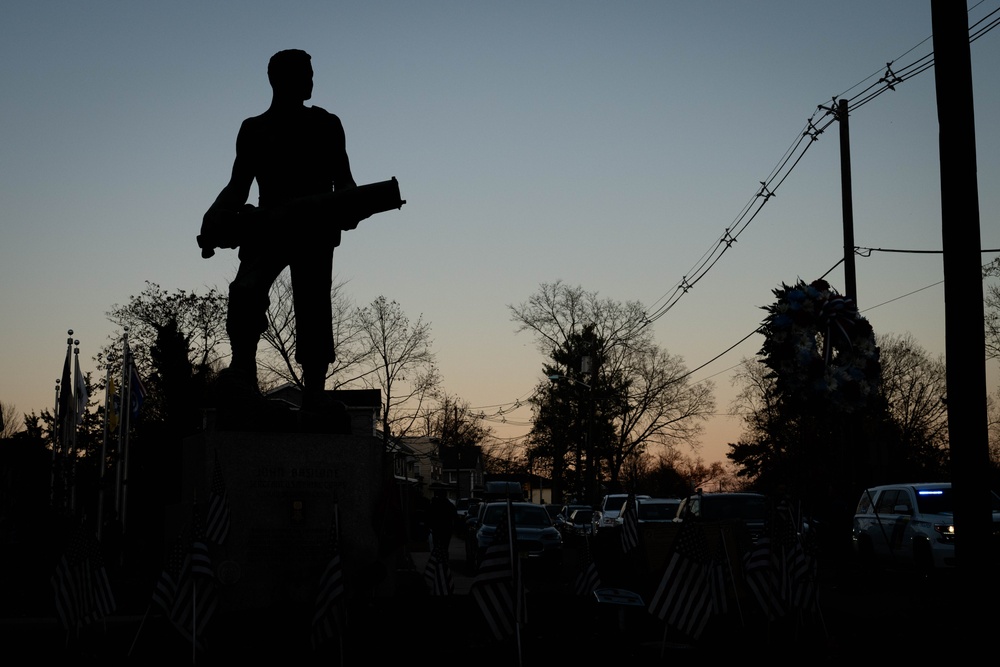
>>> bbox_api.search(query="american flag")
[424,543,454,596]
[471,505,517,641]
[574,535,601,596]
[620,492,639,553]
[312,511,346,649]
[647,522,717,640]
[771,500,819,612]
[127,351,147,419]
[152,507,218,650]
[743,537,783,620]
[73,351,89,425]
[51,522,116,632]
[57,346,72,439]
[206,453,230,545]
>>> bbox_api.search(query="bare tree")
[258,270,367,392]
[607,341,715,487]
[511,281,714,496]
[877,332,950,459]
[988,390,1000,466]
[356,296,441,442]
[1,400,21,438]
[416,393,492,448]
[481,434,528,476]
[103,281,228,380]
[984,259,1000,360]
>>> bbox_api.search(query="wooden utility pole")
[931,0,993,584]
[839,98,858,306]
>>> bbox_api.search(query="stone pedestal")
[177,429,384,613]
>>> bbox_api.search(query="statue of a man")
[202,49,357,411]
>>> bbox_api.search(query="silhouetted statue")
[200,49,403,414]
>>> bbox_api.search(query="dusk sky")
[2,1,998,466]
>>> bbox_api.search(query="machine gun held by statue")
[197,177,405,258]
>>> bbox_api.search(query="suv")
[594,493,651,532]
[850,482,995,572]
[674,491,767,543]
[472,501,563,573]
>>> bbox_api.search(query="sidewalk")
[408,533,474,594]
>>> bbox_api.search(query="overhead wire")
[646,7,995,326]
[476,4,1000,439]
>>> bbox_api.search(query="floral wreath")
[759,279,880,412]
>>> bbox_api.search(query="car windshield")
[638,502,678,521]
[482,504,552,527]
[914,487,952,515]
[604,497,628,512]
[701,495,766,521]
[571,510,593,523]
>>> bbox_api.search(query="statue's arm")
[208,120,256,212]
[197,121,257,256]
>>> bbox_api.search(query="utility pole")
[838,98,858,306]
[931,0,992,595]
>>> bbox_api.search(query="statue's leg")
[291,240,336,411]
[226,248,288,385]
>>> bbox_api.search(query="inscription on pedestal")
[180,431,382,611]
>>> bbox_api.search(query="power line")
[478,5,1000,439]
[643,6,995,327]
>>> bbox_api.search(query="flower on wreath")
[759,278,880,412]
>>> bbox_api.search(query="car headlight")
[933,523,955,542]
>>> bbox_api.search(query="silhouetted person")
[202,49,357,411]
[427,491,457,553]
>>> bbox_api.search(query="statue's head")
[267,49,313,102]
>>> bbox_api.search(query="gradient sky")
[2,2,998,466]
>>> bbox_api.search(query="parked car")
[543,503,562,524]
[473,501,563,572]
[463,499,483,536]
[851,482,1000,572]
[553,503,591,534]
[454,497,476,531]
[464,500,489,564]
[482,481,525,502]
[564,508,597,537]
[673,491,767,543]
[636,497,681,525]
[594,493,651,532]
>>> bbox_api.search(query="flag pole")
[191,490,198,664]
[192,576,198,664]
[114,330,129,523]
[719,529,744,627]
[335,503,344,667]
[69,341,83,513]
[120,332,134,534]
[504,496,522,667]
[96,353,111,542]
[56,331,75,513]
[50,375,61,508]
